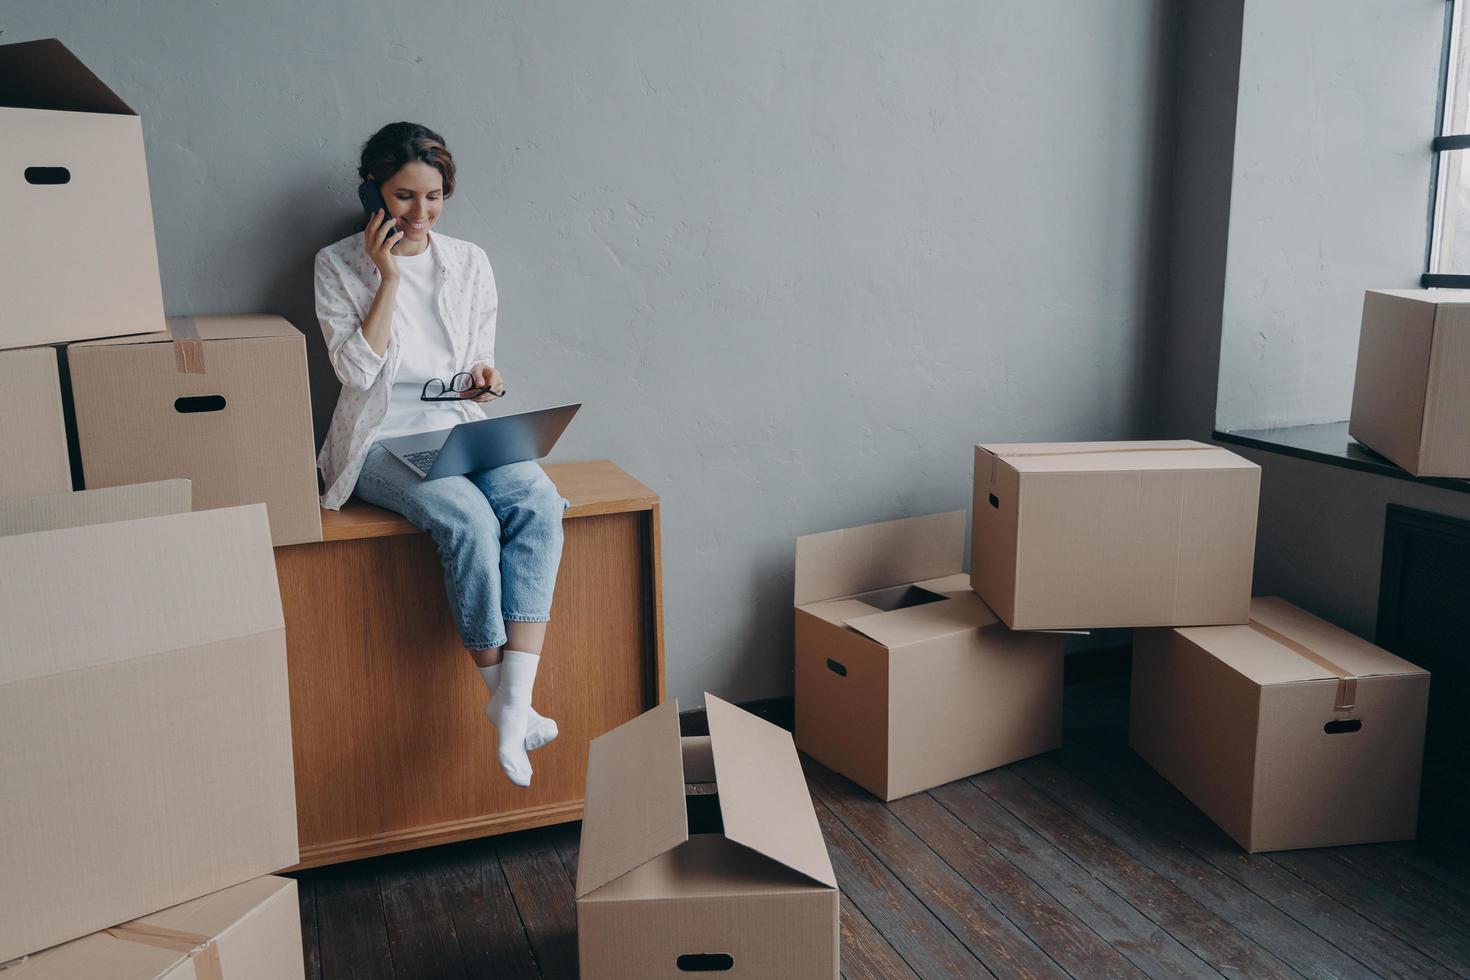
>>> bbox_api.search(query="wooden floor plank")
[972,768,1303,980]
[839,895,922,980]
[290,873,323,980]
[928,778,1220,980]
[313,863,396,980]
[377,849,469,980]
[495,828,581,980]
[1047,739,1454,980]
[431,837,541,980]
[805,761,1068,978]
[812,791,993,979]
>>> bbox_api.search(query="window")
[1427,0,1470,285]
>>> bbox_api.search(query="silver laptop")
[380,403,581,480]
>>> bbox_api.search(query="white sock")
[484,650,539,787]
[478,661,559,751]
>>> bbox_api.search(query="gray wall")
[1215,0,1445,431]
[1163,0,1470,643]
[13,1,1176,705]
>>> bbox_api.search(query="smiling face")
[380,160,445,247]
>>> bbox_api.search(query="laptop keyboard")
[404,449,441,473]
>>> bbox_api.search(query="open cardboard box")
[971,440,1260,630]
[1349,288,1470,478]
[795,511,1064,801]
[576,696,839,979]
[0,346,72,501]
[67,315,322,546]
[1131,597,1430,852]
[0,38,165,351]
[0,486,298,963]
[0,876,304,979]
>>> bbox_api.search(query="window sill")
[1213,421,1470,495]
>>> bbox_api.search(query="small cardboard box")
[794,511,1064,801]
[68,315,322,546]
[0,346,72,501]
[0,876,304,979]
[0,503,299,963]
[971,440,1260,630]
[1349,288,1470,477]
[0,39,165,351]
[576,696,839,980]
[1131,597,1430,852]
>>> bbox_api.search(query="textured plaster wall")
[1215,0,1444,431]
[13,1,1174,705]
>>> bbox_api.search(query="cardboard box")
[0,479,190,537]
[0,876,304,979]
[0,38,165,351]
[0,503,299,963]
[794,511,1064,800]
[1349,288,1470,477]
[68,315,322,546]
[971,440,1260,630]
[0,346,72,501]
[576,695,839,980]
[1130,597,1430,852]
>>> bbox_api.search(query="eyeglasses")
[420,373,507,402]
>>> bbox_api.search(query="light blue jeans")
[354,444,567,651]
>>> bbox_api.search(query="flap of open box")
[795,511,963,606]
[0,38,135,115]
[841,573,1000,647]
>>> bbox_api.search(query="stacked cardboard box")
[0,39,321,545]
[0,482,303,972]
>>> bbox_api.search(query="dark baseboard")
[678,645,1134,736]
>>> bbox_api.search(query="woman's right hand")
[364,209,404,281]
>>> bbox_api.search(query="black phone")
[358,180,392,226]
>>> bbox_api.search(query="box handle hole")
[989,493,1000,509]
[174,395,227,414]
[25,166,71,185]
[677,954,734,972]
[826,658,847,677]
[1324,719,1361,735]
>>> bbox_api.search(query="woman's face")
[380,161,445,243]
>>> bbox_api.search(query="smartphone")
[358,180,394,230]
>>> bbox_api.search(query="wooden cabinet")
[273,460,663,869]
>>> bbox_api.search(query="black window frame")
[1424,0,1469,287]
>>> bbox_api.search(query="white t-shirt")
[376,244,464,441]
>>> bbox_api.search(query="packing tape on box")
[986,444,1216,482]
[168,317,208,375]
[105,921,223,980]
[1248,618,1358,712]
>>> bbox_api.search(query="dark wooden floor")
[289,673,1470,979]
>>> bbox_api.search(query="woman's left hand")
[468,363,505,402]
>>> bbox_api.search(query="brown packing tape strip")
[106,921,224,980]
[1248,618,1359,712]
[986,443,1215,485]
[169,317,207,374]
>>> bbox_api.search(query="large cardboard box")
[971,440,1260,630]
[0,876,304,979]
[1130,597,1430,852]
[576,696,839,980]
[0,503,299,963]
[68,315,322,546]
[794,511,1064,801]
[0,38,165,351]
[0,347,72,501]
[1349,288,1470,477]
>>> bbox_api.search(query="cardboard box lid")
[795,511,964,606]
[0,480,190,538]
[0,504,282,686]
[978,440,1255,474]
[705,694,837,890]
[842,573,1000,647]
[1366,287,1470,306]
[69,315,301,349]
[1177,597,1427,687]
[2,877,295,979]
[578,695,837,900]
[0,38,135,115]
[576,699,690,898]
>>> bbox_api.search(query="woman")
[314,121,564,788]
